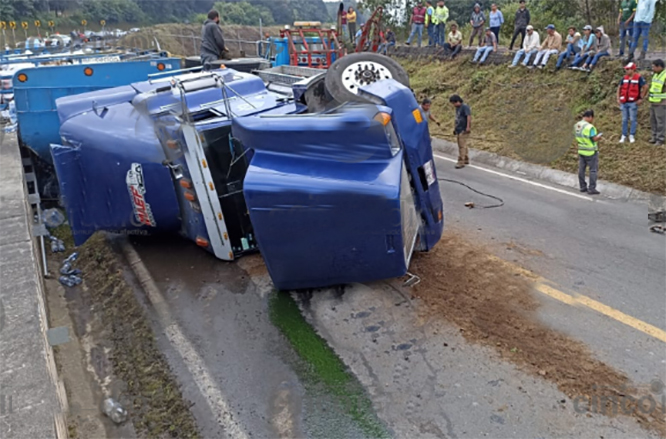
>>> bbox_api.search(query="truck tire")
[325,52,409,103]
[212,58,270,73]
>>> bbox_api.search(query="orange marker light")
[179,179,192,189]
[184,190,196,201]
[201,159,207,168]
[412,108,423,124]
[166,139,179,149]
[157,62,165,71]
[196,237,209,247]
[374,112,391,126]
[223,232,228,240]
[217,213,223,220]
[84,67,93,76]
[17,73,28,82]
[208,182,214,191]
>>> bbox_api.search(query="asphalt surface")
[127,152,665,438]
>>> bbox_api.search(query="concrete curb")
[431,138,652,201]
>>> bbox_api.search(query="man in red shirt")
[406,1,428,47]
[617,62,648,143]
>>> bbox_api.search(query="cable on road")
[438,178,505,209]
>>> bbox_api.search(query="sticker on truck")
[126,163,156,227]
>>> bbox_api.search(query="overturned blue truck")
[20,53,444,290]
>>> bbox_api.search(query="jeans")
[407,23,424,47]
[435,23,446,47]
[570,52,588,67]
[631,21,651,54]
[444,43,462,57]
[587,50,609,66]
[619,20,633,55]
[556,43,581,68]
[473,46,494,63]
[348,22,357,42]
[651,105,666,143]
[621,102,638,136]
[511,48,537,66]
[427,24,435,46]
[533,49,559,66]
[377,41,395,55]
[578,153,598,191]
[490,26,500,44]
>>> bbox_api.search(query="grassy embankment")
[399,56,666,194]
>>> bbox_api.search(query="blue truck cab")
[49,65,443,290]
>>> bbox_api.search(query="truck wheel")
[325,52,409,103]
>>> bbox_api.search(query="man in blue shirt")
[629,0,658,61]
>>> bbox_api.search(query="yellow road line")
[536,283,666,343]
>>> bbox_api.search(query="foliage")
[212,1,274,26]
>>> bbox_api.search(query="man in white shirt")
[509,25,540,67]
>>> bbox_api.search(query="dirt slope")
[399,57,666,194]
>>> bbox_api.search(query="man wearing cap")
[530,24,561,69]
[471,27,497,65]
[569,25,597,70]
[575,109,602,195]
[649,59,666,146]
[617,62,648,143]
[509,24,540,67]
[509,0,530,51]
[468,3,486,46]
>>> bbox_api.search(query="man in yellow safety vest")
[425,1,435,46]
[649,59,666,145]
[575,109,603,195]
[432,1,449,48]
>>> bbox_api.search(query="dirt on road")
[410,230,666,437]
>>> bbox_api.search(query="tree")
[212,1,274,26]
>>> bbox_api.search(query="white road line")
[433,154,594,202]
[121,241,249,439]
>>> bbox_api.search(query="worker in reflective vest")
[575,109,603,195]
[616,62,647,144]
[649,59,666,145]
[433,1,450,48]
[406,1,428,47]
[425,1,435,46]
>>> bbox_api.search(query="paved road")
[128,152,665,438]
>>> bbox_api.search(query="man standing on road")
[649,59,666,145]
[628,0,658,61]
[469,3,486,47]
[575,110,602,195]
[617,0,637,57]
[421,98,441,128]
[433,1,449,48]
[530,24,561,69]
[201,10,228,71]
[617,62,647,144]
[450,94,472,169]
[509,0,530,51]
[406,1,428,47]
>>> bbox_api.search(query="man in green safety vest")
[425,1,435,46]
[649,59,666,146]
[575,109,603,195]
[433,1,449,48]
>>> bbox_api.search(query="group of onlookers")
[395,0,660,70]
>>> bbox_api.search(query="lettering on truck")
[126,163,156,227]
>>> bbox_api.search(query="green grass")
[269,291,390,439]
[399,56,666,194]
